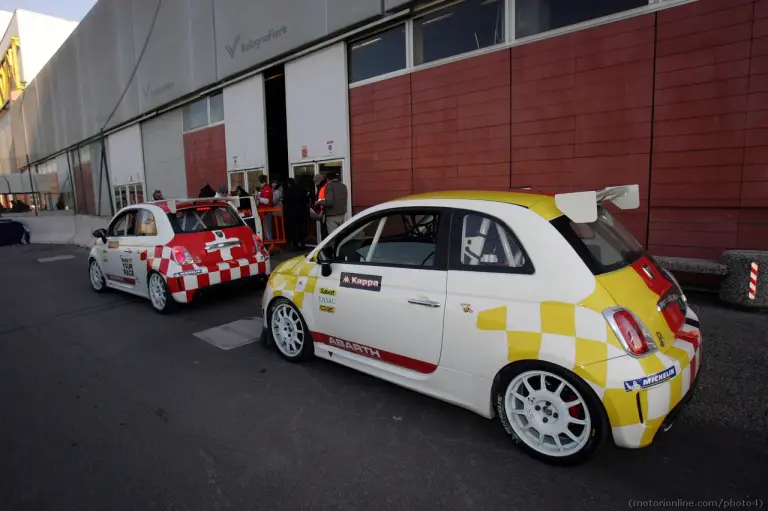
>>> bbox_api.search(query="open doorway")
[264,65,288,184]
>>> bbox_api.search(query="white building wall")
[223,74,268,173]
[285,42,350,165]
[0,13,18,60]
[16,10,78,84]
[0,114,14,174]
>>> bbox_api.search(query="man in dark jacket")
[283,178,308,250]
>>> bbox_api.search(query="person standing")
[283,178,307,250]
[257,175,274,240]
[318,172,347,235]
[152,190,164,201]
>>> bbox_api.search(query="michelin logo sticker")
[623,366,677,392]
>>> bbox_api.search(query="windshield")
[552,207,644,275]
[167,205,243,234]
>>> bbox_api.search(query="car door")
[441,208,540,377]
[125,208,160,295]
[312,207,449,374]
[103,210,140,291]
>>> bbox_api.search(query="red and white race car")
[88,197,271,313]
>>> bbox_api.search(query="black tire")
[147,271,177,314]
[267,297,313,362]
[494,360,609,466]
[88,259,107,293]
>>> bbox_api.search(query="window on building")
[413,0,505,66]
[515,0,648,39]
[182,98,209,131]
[209,92,224,123]
[182,93,224,132]
[348,24,407,83]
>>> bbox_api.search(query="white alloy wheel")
[504,370,592,458]
[270,301,307,359]
[149,273,168,312]
[89,260,105,292]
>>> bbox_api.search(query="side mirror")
[317,248,333,277]
[93,228,107,243]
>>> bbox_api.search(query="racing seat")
[140,216,157,236]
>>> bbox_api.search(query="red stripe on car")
[311,332,437,374]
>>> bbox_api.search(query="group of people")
[148,170,348,251]
[0,200,31,214]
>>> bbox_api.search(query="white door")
[103,210,139,291]
[312,207,449,373]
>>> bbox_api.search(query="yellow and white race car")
[261,186,702,465]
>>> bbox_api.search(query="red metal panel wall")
[347,0,768,256]
[349,75,413,212]
[511,15,655,242]
[410,50,511,193]
[650,0,753,259]
[183,124,227,198]
[743,0,768,250]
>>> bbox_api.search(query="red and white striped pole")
[748,262,759,300]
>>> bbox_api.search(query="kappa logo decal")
[623,366,677,392]
[339,272,382,292]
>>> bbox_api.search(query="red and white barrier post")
[748,262,759,300]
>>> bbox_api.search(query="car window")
[334,211,441,268]
[451,212,533,274]
[551,207,643,275]
[108,212,131,237]
[167,205,243,234]
[136,209,158,237]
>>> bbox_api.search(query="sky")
[0,0,97,20]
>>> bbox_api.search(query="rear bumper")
[168,257,271,303]
[610,308,703,449]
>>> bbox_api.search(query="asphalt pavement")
[1,244,766,511]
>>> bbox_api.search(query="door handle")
[408,298,441,308]
[123,249,133,254]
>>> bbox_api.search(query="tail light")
[603,307,657,356]
[252,234,266,254]
[172,246,194,265]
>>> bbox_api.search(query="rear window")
[552,207,644,275]
[167,205,243,234]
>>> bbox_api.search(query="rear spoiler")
[163,196,239,214]
[554,184,640,223]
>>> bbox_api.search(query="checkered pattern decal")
[140,246,270,304]
[477,300,702,448]
[268,259,318,310]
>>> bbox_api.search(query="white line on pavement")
[37,255,76,263]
